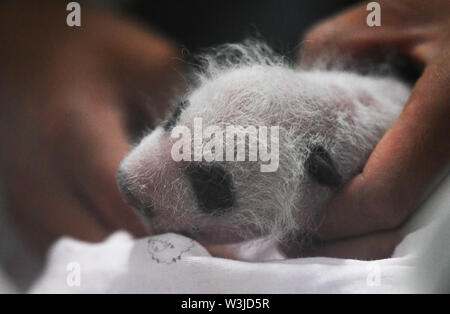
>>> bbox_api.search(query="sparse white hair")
[119,41,411,245]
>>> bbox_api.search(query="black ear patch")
[305,145,342,188]
[163,100,190,131]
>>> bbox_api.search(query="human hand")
[0,1,181,254]
[298,0,450,259]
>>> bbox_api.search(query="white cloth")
[30,173,450,293]
[0,268,16,294]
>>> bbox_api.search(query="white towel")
[30,173,450,293]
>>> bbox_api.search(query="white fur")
[119,42,411,244]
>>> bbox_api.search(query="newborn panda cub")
[117,43,411,247]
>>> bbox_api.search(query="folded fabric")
[30,173,450,293]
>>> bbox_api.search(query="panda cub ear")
[305,145,342,188]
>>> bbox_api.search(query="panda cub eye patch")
[305,145,342,188]
[163,100,190,131]
[185,163,235,214]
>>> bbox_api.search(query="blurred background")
[125,0,358,59]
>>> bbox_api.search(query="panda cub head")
[117,42,410,245]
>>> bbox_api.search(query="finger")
[69,124,150,239]
[64,17,184,234]
[317,55,450,240]
[43,41,156,238]
[52,85,149,238]
[301,229,402,260]
[5,163,111,253]
[298,0,440,68]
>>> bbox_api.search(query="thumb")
[298,0,431,68]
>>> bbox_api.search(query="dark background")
[125,0,360,60]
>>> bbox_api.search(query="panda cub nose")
[117,169,154,217]
[185,163,235,214]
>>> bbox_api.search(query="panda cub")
[117,42,410,246]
